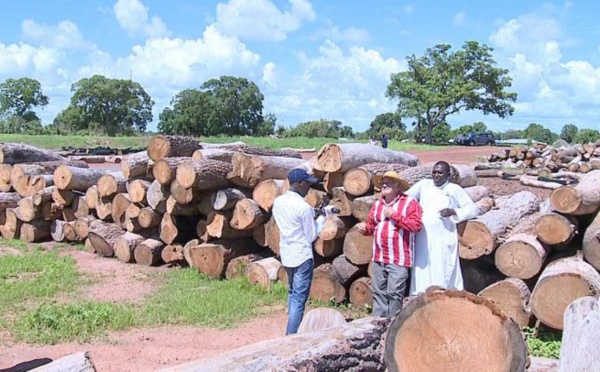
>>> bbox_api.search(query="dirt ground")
[0,145,537,372]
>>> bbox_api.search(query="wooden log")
[351,194,377,222]
[252,224,268,247]
[461,258,506,294]
[225,251,273,280]
[349,276,372,308]
[228,153,304,188]
[197,195,215,216]
[165,195,201,216]
[314,237,344,258]
[97,173,126,198]
[32,186,55,207]
[95,196,113,221]
[520,175,563,190]
[459,191,539,260]
[15,197,42,222]
[138,207,161,229]
[111,193,132,227]
[463,185,490,203]
[530,254,600,329]
[62,196,89,221]
[192,147,237,162]
[320,216,353,240]
[51,219,67,242]
[252,180,283,212]
[160,213,178,244]
[558,296,600,372]
[297,308,347,334]
[206,211,253,240]
[158,317,389,372]
[121,151,152,180]
[169,179,203,205]
[0,164,12,192]
[582,211,600,271]
[230,198,267,230]
[161,244,186,265]
[128,179,151,204]
[478,278,532,328]
[147,135,201,161]
[42,202,61,221]
[213,187,251,211]
[176,159,232,190]
[304,188,328,208]
[74,216,97,239]
[246,256,282,289]
[124,204,144,232]
[332,254,367,286]
[20,219,51,242]
[147,180,168,212]
[85,185,98,210]
[550,169,600,215]
[196,219,209,242]
[343,223,373,265]
[310,263,347,304]
[342,163,410,196]
[0,208,20,239]
[314,143,419,173]
[134,238,165,266]
[330,187,353,217]
[185,238,258,279]
[88,221,124,257]
[0,143,65,164]
[64,221,81,242]
[153,157,190,185]
[266,217,280,256]
[11,164,54,197]
[495,233,548,279]
[28,351,97,372]
[323,172,344,194]
[53,166,106,191]
[385,289,527,372]
[52,188,76,207]
[0,192,21,211]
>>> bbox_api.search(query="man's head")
[376,171,409,200]
[432,161,451,187]
[287,168,318,197]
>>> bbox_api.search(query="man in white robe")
[405,161,477,295]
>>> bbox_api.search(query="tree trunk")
[128,179,151,204]
[349,276,372,308]
[520,175,563,190]
[42,202,61,221]
[530,253,600,329]
[20,219,51,242]
[88,221,124,257]
[266,217,280,256]
[96,173,126,198]
[176,159,232,190]
[558,296,600,372]
[332,254,367,286]
[343,223,373,265]
[161,244,186,265]
[192,148,237,162]
[147,135,201,161]
[550,169,600,215]
[51,219,67,242]
[0,164,12,192]
[310,263,347,304]
[197,194,215,216]
[165,195,201,216]
[147,180,168,212]
[304,188,328,208]
[64,220,81,242]
[330,187,354,217]
[323,172,345,194]
[246,256,282,289]
[351,194,377,222]
[213,187,252,211]
[342,163,410,197]
[138,207,161,229]
[225,251,273,280]
[159,317,390,372]
[320,216,353,241]
[160,213,178,244]
[534,212,578,248]
[464,185,490,203]
[228,153,304,188]
[385,289,527,372]
[0,143,65,164]
[252,223,268,247]
[582,210,600,271]
[11,164,55,197]
[495,233,549,279]
[123,203,144,232]
[252,180,283,212]
[314,143,419,173]
[206,211,253,240]
[478,278,532,328]
[314,237,344,258]
[0,208,20,239]
[230,198,267,230]
[111,193,132,228]
[53,165,107,191]
[169,179,203,205]
[459,191,539,259]
[95,196,113,221]
[185,238,259,279]
[74,216,97,239]
[134,238,165,266]
[52,188,76,207]
[196,219,209,241]
[62,196,89,221]
[85,185,98,209]
[451,164,478,187]
[121,151,152,180]
[32,186,55,207]
[153,157,191,185]
[15,197,42,222]
[0,192,22,211]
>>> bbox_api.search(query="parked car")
[460,132,496,146]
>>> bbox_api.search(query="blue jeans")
[284,259,314,335]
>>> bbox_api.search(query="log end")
[246,262,270,289]
[315,143,342,173]
[188,244,225,279]
[175,161,196,189]
[495,240,544,279]
[458,220,494,260]
[550,186,581,214]
[349,277,372,308]
[535,213,575,246]
[52,165,73,190]
[147,135,171,161]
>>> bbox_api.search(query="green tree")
[574,128,600,144]
[431,122,452,143]
[368,112,405,139]
[472,121,487,132]
[524,123,558,143]
[560,124,578,143]
[386,41,517,144]
[0,77,49,122]
[256,113,277,136]
[64,75,153,136]
[158,89,212,136]
[340,125,354,138]
[451,124,474,137]
[287,119,342,138]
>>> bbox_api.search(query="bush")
[574,128,600,144]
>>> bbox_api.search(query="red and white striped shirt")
[365,195,423,267]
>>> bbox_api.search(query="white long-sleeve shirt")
[272,190,325,268]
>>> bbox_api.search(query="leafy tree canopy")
[286,119,346,138]
[368,112,405,140]
[431,122,452,143]
[574,128,600,144]
[560,124,578,143]
[523,123,558,143]
[0,77,48,122]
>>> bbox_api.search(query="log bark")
[451,164,478,187]
[153,157,190,185]
[343,223,373,265]
[478,278,532,328]
[225,251,273,280]
[332,254,367,286]
[147,135,201,161]
[20,219,51,242]
[535,213,578,248]
[385,289,527,372]
[0,192,22,211]
[192,148,237,162]
[169,179,203,205]
[62,196,89,222]
[228,153,304,188]
[582,210,600,271]
[530,254,600,329]
[550,169,600,215]
[147,180,168,212]
[246,256,282,289]
[0,143,65,164]
[320,216,353,240]
[314,237,344,258]
[206,211,253,240]
[304,188,328,208]
[121,151,153,180]
[342,163,410,197]
[161,244,186,265]
[128,179,151,204]
[314,143,419,173]
[111,193,132,227]
[85,185,98,210]
[53,165,107,191]
[138,207,161,229]
[197,195,215,216]
[349,276,372,309]
[0,164,12,192]
[520,175,563,190]
[459,191,539,259]
[176,159,232,190]
[464,185,490,203]
[230,198,267,230]
[159,317,390,372]
[165,195,201,216]
[330,187,354,217]
[185,238,259,279]
[266,217,280,256]
[51,219,67,242]
[351,194,377,222]
[252,180,283,212]
[252,224,267,247]
[134,238,165,266]
[74,216,97,239]
[495,233,549,279]
[52,188,76,207]
[114,232,146,263]
[0,208,20,239]
[213,187,251,211]
[28,351,97,372]
[15,197,42,222]
[310,263,347,304]
[323,172,345,194]
[558,296,600,372]
[88,221,124,257]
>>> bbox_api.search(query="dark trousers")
[371,261,409,317]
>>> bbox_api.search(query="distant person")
[369,137,378,146]
[381,134,388,148]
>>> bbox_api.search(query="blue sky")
[1,0,599,134]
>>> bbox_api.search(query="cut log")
[330,187,354,217]
[495,233,548,279]
[197,195,215,216]
[450,164,478,187]
[349,276,373,308]
[15,197,42,222]
[0,143,65,164]
[266,217,280,256]
[161,244,186,265]
[42,202,61,221]
[246,257,282,289]
[95,197,113,221]
[121,151,152,180]
[213,187,251,211]
[0,192,21,211]
[351,194,377,222]
[153,157,190,185]
[147,135,201,161]
[230,198,267,230]
[304,188,328,208]
[32,186,55,207]
[228,153,304,188]
[138,207,161,229]
[88,221,124,257]
[252,180,283,212]
[520,175,563,190]
[62,196,89,221]
[111,193,132,227]
[475,196,495,215]
[28,351,97,372]
[582,210,600,271]
[97,173,126,198]
[11,165,54,197]
[459,191,539,260]
[310,263,347,304]
[147,180,168,212]
[74,216,97,239]
[460,258,506,294]
[169,179,203,205]
[314,143,419,173]
[196,219,209,241]
[320,216,353,241]
[51,219,67,242]
[323,172,345,194]
[64,221,81,242]
[128,179,151,204]
[160,213,178,244]
[297,308,347,334]
[0,164,12,192]
[535,213,578,248]
[332,254,367,286]
[343,223,373,265]
[314,237,344,258]
[530,254,600,329]
[342,163,410,197]
[165,195,201,216]
[225,251,273,280]
[85,185,98,209]
[53,166,107,191]
[252,224,267,247]
[550,169,600,215]
[559,296,600,372]
[192,148,237,162]
[206,211,254,240]
[176,159,232,190]
[52,188,76,207]
[185,239,259,279]
[463,185,490,203]
[158,317,389,372]
[134,238,165,266]
[277,265,288,287]
[0,208,20,239]
[478,278,532,328]
[124,203,144,232]
[20,219,51,242]
[385,289,527,372]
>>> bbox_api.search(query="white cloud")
[317,26,370,43]
[214,0,315,42]
[114,0,170,38]
[21,19,93,50]
[0,42,63,74]
[403,5,413,14]
[262,62,277,87]
[453,11,466,26]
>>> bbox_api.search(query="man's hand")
[356,222,368,235]
[384,207,394,219]
[439,208,456,218]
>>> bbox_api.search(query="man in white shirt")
[272,168,326,335]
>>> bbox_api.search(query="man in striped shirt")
[357,170,423,317]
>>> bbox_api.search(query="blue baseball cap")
[287,168,319,184]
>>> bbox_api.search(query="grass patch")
[524,326,562,359]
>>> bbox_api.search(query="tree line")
[0,40,598,144]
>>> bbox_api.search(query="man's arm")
[301,204,325,243]
[449,185,478,223]
[391,198,423,232]
[404,180,423,200]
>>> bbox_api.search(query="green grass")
[524,326,562,359]
[0,133,441,151]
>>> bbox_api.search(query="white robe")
[405,179,477,295]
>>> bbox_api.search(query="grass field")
[0,134,443,151]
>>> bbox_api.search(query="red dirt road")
[408,145,496,164]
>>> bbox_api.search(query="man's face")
[381,178,401,198]
[432,164,449,186]
[297,180,311,197]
